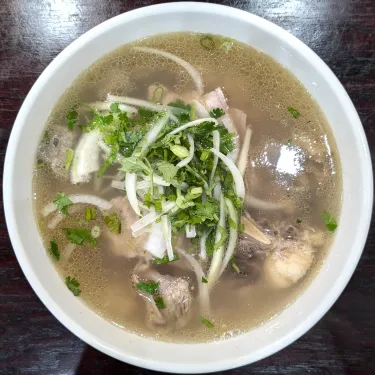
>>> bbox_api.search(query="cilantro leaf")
[119,156,150,174]
[104,213,121,234]
[157,161,179,182]
[110,102,120,113]
[53,193,72,215]
[66,107,78,131]
[153,253,180,265]
[50,240,60,261]
[296,218,302,224]
[287,106,301,119]
[168,99,191,112]
[63,228,96,246]
[136,281,160,295]
[322,210,337,232]
[154,296,166,309]
[201,276,208,283]
[65,276,81,296]
[209,108,225,119]
[200,316,214,328]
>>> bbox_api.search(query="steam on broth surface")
[33,32,341,343]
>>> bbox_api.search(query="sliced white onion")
[107,94,186,116]
[238,126,252,177]
[209,130,220,186]
[62,243,76,262]
[177,248,210,314]
[131,201,176,235]
[210,148,245,199]
[144,222,166,258]
[48,213,64,229]
[42,202,57,217]
[229,108,247,141]
[136,180,151,190]
[185,224,196,238]
[68,194,112,210]
[134,47,203,95]
[169,118,218,135]
[199,229,212,261]
[161,215,174,261]
[246,195,290,211]
[176,134,194,168]
[220,115,239,162]
[219,198,239,276]
[125,173,140,216]
[86,101,138,116]
[141,174,170,187]
[192,100,210,118]
[71,130,102,185]
[136,112,170,156]
[207,193,226,288]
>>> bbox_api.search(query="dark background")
[0,0,374,374]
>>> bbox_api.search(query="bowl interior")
[4,3,372,373]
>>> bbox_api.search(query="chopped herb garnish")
[66,107,78,131]
[200,35,215,50]
[201,276,208,283]
[136,281,160,295]
[152,84,164,103]
[156,161,179,183]
[53,193,72,215]
[214,225,228,251]
[110,102,120,113]
[209,108,225,119]
[154,296,166,309]
[296,218,302,224]
[104,213,121,234]
[287,106,301,119]
[322,210,337,232]
[230,256,241,274]
[85,207,96,221]
[200,316,214,328]
[50,240,60,261]
[36,159,45,169]
[65,276,81,296]
[63,228,96,246]
[153,253,180,265]
[286,139,292,147]
[64,148,74,170]
[170,145,190,159]
[119,156,150,174]
[228,217,237,230]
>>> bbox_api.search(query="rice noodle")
[246,195,291,212]
[210,148,245,199]
[48,213,64,229]
[177,249,210,314]
[169,118,218,135]
[62,243,76,262]
[107,94,186,117]
[238,126,252,177]
[161,215,174,261]
[134,47,203,95]
[176,134,194,168]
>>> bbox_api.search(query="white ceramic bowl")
[3,2,373,373]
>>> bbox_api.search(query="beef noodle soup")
[33,32,341,343]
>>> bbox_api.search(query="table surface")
[0,0,374,374]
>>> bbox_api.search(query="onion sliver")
[219,198,238,276]
[169,118,218,135]
[238,126,252,177]
[126,173,140,216]
[134,46,203,95]
[209,130,220,185]
[176,134,194,168]
[210,148,245,199]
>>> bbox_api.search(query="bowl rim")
[3,2,373,373]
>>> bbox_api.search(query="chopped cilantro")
[287,106,301,119]
[156,161,179,182]
[50,240,60,261]
[296,218,302,224]
[63,228,96,246]
[153,253,180,265]
[200,316,214,328]
[170,145,190,159]
[286,139,292,147]
[110,102,120,113]
[85,207,96,221]
[104,213,121,234]
[201,276,208,283]
[228,217,237,230]
[119,156,150,174]
[322,210,337,232]
[66,107,78,131]
[154,296,166,309]
[209,108,225,119]
[65,276,81,296]
[230,256,241,274]
[136,281,160,295]
[53,193,72,215]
